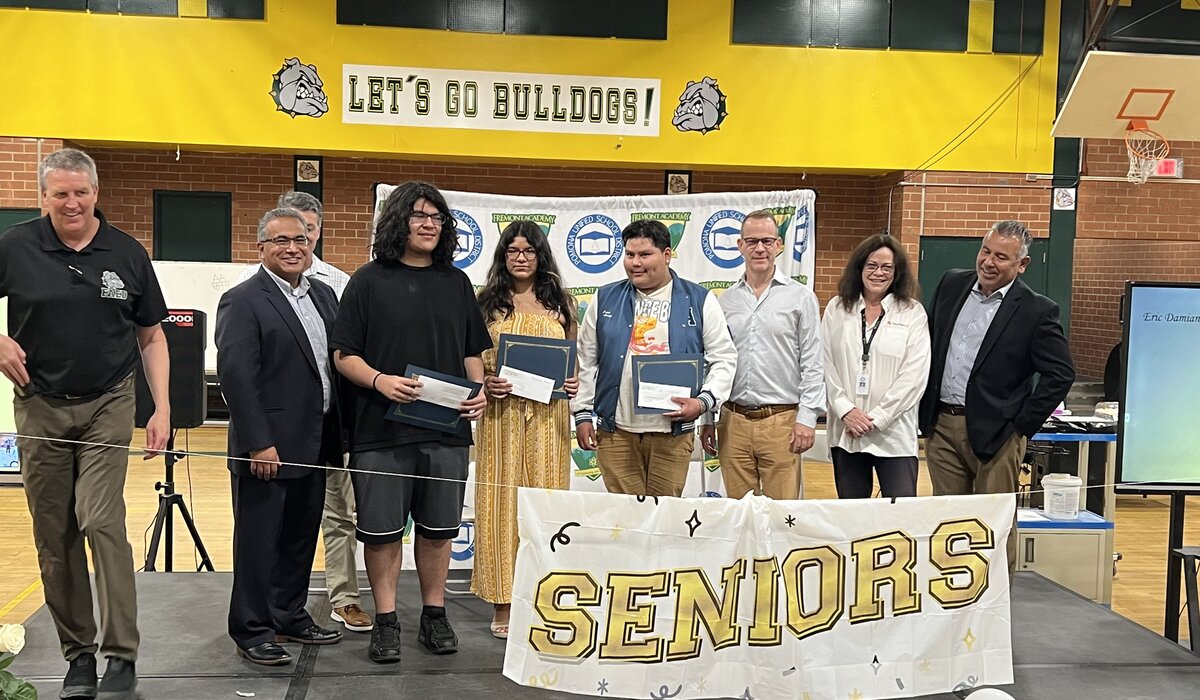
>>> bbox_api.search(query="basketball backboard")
[1053,50,1200,140]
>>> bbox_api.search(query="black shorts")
[349,442,468,544]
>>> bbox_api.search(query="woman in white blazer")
[821,234,930,498]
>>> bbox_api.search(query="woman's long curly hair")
[477,220,576,332]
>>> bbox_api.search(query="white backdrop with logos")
[370,186,817,292]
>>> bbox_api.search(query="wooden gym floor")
[0,426,1196,642]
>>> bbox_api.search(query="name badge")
[855,373,870,396]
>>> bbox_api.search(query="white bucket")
[1042,473,1083,519]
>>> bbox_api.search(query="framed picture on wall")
[665,170,691,195]
[296,158,321,183]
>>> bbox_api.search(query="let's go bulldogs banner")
[345,66,660,137]
[371,186,817,292]
[504,491,1015,699]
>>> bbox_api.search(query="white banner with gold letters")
[503,490,1014,699]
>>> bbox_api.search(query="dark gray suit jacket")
[216,267,342,478]
[918,269,1076,460]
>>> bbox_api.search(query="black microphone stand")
[144,430,214,572]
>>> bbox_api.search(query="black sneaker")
[418,610,458,655]
[97,657,138,699]
[368,620,402,664]
[60,652,97,699]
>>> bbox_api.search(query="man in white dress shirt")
[700,211,824,500]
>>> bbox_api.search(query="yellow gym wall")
[0,0,1060,173]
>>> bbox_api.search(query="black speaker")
[135,309,207,429]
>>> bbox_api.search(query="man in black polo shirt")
[0,148,171,700]
[331,181,490,665]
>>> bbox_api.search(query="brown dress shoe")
[331,603,373,632]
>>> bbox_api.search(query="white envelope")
[498,366,554,404]
[637,382,692,411]
[412,373,473,409]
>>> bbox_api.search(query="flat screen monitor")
[0,434,18,486]
[1116,281,1200,492]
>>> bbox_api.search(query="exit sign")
[1152,158,1184,178]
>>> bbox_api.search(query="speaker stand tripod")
[144,431,214,572]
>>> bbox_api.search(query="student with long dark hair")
[821,234,930,498]
[472,220,577,639]
[331,181,491,664]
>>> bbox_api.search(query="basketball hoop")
[1125,120,1170,185]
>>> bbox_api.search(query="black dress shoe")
[275,623,342,645]
[237,642,293,666]
[61,652,97,699]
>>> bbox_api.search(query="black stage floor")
[11,572,1200,699]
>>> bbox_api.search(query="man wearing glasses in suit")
[218,207,344,665]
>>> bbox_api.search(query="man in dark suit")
[919,220,1075,573]
[216,207,344,665]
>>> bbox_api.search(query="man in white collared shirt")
[700,211,824,500]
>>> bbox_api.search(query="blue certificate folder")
[384,365,482,433]
[496,333,577,400]
[631,353,702,415]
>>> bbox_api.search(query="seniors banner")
[504,490,1015,699]
[371,186,817,292]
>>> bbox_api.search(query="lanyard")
[860,307,885,367]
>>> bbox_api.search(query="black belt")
[19,373,132,401]
[939,402,967,416]
[725,402,796,420]
[31,389,109,401]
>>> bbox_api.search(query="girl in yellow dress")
[473,220,578,638]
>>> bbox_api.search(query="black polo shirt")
[0,210,168,397]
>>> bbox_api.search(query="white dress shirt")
[717,267,825,427]
[263,267,332,413]
[822,294,930,458]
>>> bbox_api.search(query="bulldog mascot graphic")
[270,57,329,118]
[672,76,728,134]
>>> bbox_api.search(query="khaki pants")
[321,466,360,608]
[595,428,693,497]
[925,411,1025,576]
[15,375,139,661]
[717,408,802,500]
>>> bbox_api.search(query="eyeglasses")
[408,212,447,226]
[265,235,311,248]
[505,248,536,261]
[864,262,895,274]
[741,237,781,249]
